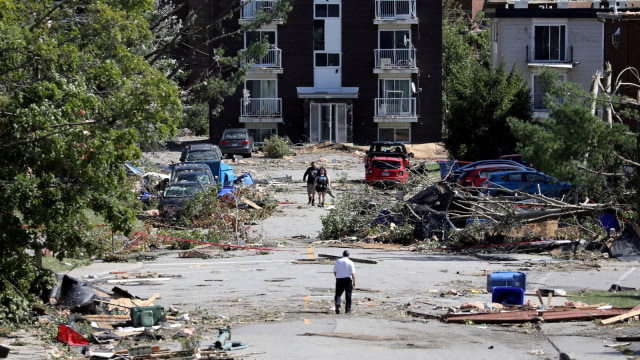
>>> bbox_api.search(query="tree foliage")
[442,0,490,120]
[442,0,530,160]
[509,69,637,204]
[444,64,532,160]
[0,1,182,322]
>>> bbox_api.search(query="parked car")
[482,170,571,198]
[180,143,223,162]
[170,163,215,181]
[456,164,533,187]
[365,156,409,188]
[219,128,254,158]
[174,170,215,188]
[160,181,205,219]
[364,141,413,169]
[445,159,534,184]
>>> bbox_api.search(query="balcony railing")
[375,0,417,20]
[242,48,282,69]
[240,98,282,117]
[374,48,417,69]
[374,98,417,117]
[240,0,279,20]
[527,45,573,63]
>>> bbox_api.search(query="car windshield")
[186,150,220,161]
[164,184,202,198]
[223,131,247,139]
[175,173,212,185]
[372,160,401,169]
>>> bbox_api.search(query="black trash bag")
[57,275,106,307]
[610,227,640,262]
[406,183,454,211]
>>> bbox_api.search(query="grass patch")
[41,258,92,273]
[567,290,640,308]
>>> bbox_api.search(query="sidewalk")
[66,260,144,279]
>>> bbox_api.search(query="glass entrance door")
[310,103,347,143]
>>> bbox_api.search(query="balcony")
[374,97,417,122]
[374,48,417,73]
[374,0,418,24]
[526,45,576,68]
[240,0,282,23]
[242,48,283,73]
[239,98,283,123]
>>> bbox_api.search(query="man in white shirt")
[333,250,356,314]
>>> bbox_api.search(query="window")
[313,20,324,50]
[378,128,410,142]
[248,128,276,143]
[246,30,275,47]
[532,74,565,110]
[315,53,340,67]
[379,30,410,50]
[246,79,277,98]
[315,4,340,18]
[534,25,566,62]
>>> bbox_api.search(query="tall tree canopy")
[0,0,181,321]
[445,64,532,160]
[442,0,531,160]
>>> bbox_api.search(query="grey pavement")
[62,149,640,360]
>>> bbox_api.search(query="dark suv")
[219,128,254,158]
[180,143,223,162]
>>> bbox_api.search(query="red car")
[365,156,409,188]
[457,164,531,187]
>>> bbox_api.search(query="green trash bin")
[130,305,164,327]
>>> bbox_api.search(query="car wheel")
[244,152,252,158]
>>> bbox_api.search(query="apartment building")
[180,0,442,145]
[488,4,605,117]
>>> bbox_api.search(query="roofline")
[487,8,602,18]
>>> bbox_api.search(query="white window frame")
[531,72,566,111]
[531,21,568,63]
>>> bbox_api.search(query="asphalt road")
[66,145,639,360]
[6,144,638,360]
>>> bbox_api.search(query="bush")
[181,102,209,136]
[263,135,293,158]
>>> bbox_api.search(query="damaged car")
[365,156,409,188]
[160,181,205,219]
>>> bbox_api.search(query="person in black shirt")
[302,161,318,206]
[313,167,330,207]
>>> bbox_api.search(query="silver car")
[219,128,254,158]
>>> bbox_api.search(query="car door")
[523,173,548,195]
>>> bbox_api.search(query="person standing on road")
[302,161,318,206]
[333,249,356,314]
[313,167,330,207]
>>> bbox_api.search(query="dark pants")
[335,277,353,312]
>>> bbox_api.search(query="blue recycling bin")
[487,271,526,293]
[492,286,525,306]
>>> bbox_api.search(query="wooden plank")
[601,309,640,325]
[542,308,631,322]
[546,292,553,308]
[240,197,261,209]
[536,290,544,306]
[318,254,378,264]
[141,293,160,306]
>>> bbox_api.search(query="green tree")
[442,0,530,160]
[0,1,181,322]
[444,64,532,160]
[442,0,490,121]
[509,69,636,204]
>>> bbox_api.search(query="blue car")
[482,171,571,198]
